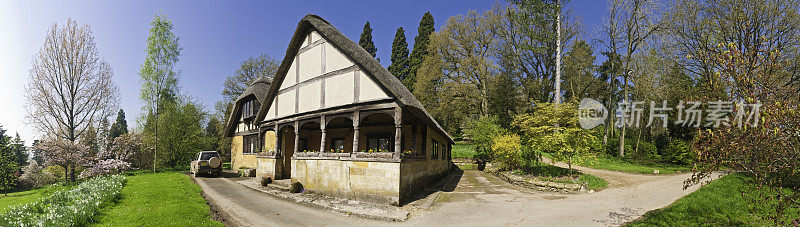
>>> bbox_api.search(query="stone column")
[394,107,403,159]
[319,115,326,156]
[352,110,360,157]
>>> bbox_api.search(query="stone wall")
[291,158,401,205]
[231,136,258,170]
[256,157,278,179]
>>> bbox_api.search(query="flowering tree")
[20,160,55,188]
[80,133,146,178]
[34,140,92,182]
[690,42,800,224]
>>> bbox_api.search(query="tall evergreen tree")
[408,12,435,89]
[359,21,377,58]
[9,133,27,170]
[0,125,17,190]
[388,27,410,89]
[109,109,128,143]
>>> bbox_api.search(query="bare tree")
[25,19,119,144]
[602,0,663,157]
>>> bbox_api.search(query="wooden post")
[352,110,360,157]
[394,107,402,159]
[319,115,326,156]
[294,121,299,154]
[275,124,280,157]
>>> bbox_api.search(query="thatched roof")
[223,75,271,137]
[242,14,453,143]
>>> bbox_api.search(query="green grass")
[0,183,74,213]
[542,153,691,174]
[222,162,231,170]
[629,173,800,226]
[586,155,691,174]
[91,172,223,226]
[452,142,476,159]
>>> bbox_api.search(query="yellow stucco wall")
[291,159,401,205]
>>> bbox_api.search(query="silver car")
[190,151,222,177]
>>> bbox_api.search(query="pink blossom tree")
[34,140,92,182]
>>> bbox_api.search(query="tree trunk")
[619,74,628,158]
[555,0,562,106]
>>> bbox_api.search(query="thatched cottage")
[224,14,453,205]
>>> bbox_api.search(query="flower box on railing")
[321,152,351,157]
[353,152,394,159]
[294,151,320,157]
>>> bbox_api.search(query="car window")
[200,152,219,160]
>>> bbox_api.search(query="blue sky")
[0,0,607,145]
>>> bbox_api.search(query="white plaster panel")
[264,102,276,121]
[310,31,321,43]
[277,91,296,117]
[324,72,355,107]
[281,59,297,90]
[299,46,322,82]
[359,71,389,101]
[298,81,321,113]
[324,43,354,74]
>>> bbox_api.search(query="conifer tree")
[388,27,410,89]
[359,21,377,57]
[408,12,435,88]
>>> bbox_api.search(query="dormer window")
[241,98,260,120]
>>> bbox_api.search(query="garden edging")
[493,171,585,192]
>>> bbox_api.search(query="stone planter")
[321,152,351,158]
[354,152,394,159]
[295,152,320,157]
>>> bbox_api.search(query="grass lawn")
[629,173,800,226]
[91,172,223,226]
[0,183,74,213]
[543,153,691,174]
[452,142,476,159]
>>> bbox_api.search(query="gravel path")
[194,162,720,226]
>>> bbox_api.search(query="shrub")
[261,176,272,186]
[632,140,658,160]
[605,138,638,157]
[44,165,66,181]
[20,160,55,188]
[662,140,696,165]
[463,116,505,149]
[491,134,523,170]
[0,175,125,226]
[290,182,303,193]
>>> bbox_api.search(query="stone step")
[267,179,292,191]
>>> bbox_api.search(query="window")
[243,134,258,154]
[331,138,345,152]
[432,139,439,160]
[367,135,392,152]
[241,99,260,119]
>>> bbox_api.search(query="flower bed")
[0,175,126,226]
